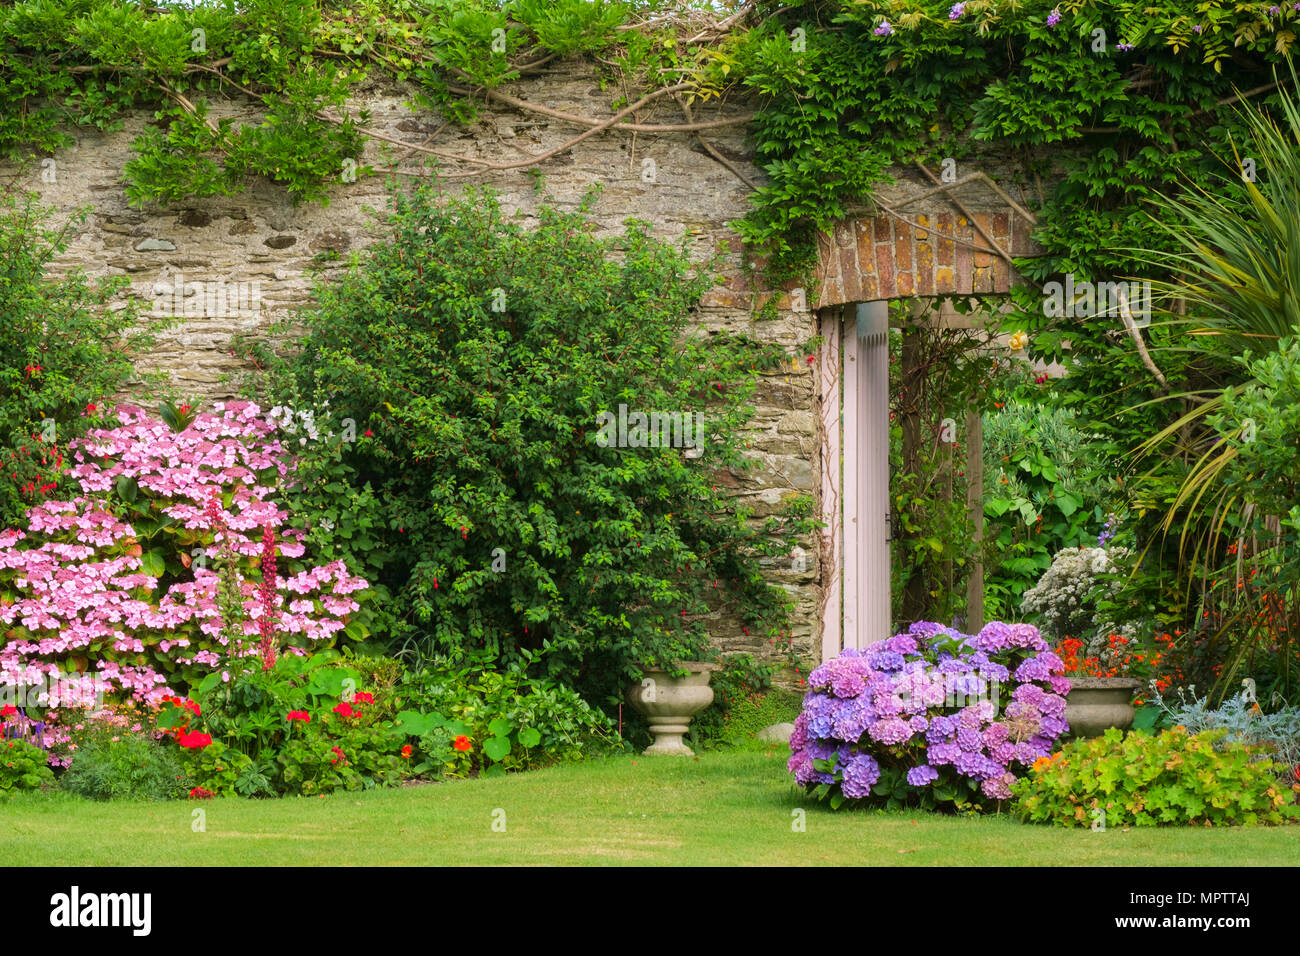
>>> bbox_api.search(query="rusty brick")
[859,270,879,301]
[955,237,973,292]
[834,218,855,248]
[893,222,912,272]
[916,239,935,295]
[914,213,930,242]
[935,266,955,294]
[936,213,954,266]
[993,255,1010,292]
[896,270,914,296]
[839,245,861,302]
[992,212,1010,243]
[972,265,992,294]
[1011,215,1033,256]
[873,217,892,243]
[874,243,896,298]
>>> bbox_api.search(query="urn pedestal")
[1065,677,1141,737]
[625,662,717,756]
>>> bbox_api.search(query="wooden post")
[965,407,984,633]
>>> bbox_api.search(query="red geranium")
[0,705,17,717]
[189,786,215,799]
[286,711,310,722]
[330,745,346,765]
[333,702,356,718]
[352,692,374,705]
[453,735,472,752]
[177,731,212,749]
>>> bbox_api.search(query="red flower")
[364,429,374,437]
[177,731,212,749]
[286,711,310,722]
[0,705,17,717]
[453,735,472,752]
[400,745,413,759]
[333,702,356,718]
[330,745,346,765]
[189,786,215,799]
[85,402,97,413]
[353,692,374,705]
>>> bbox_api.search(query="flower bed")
[0,401,370,759]
[788,621,1069,811]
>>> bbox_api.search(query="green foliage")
[254,185,814,710]
[178,740,257,798]
[981,399,1118,617]
[0,188,163,529]
[1012,726,1300,827]
[394,651,621,775]
[60,731,185,802]
[0,738,55,794]
[699,684,803,750]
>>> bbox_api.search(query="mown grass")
[4,746,1296,866]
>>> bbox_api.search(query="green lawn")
[4,746,1297,866]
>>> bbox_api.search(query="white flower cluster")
[1020,545,1133,652]
[266,402,356,447]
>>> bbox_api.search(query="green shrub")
[1012,727,1300,828]
[395,652,622,776]
[60,732,185,802]
[253,185,815,710]
[1,738,55,794]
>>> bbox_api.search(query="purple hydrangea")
[789,620,1069,809]
[865,649,905,672]
[868,716,915,746]
[907,764,940,786]
[840,752,882,798]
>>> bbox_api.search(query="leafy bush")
[1013,727,1300,827]
[60,730,185,802]
[394,653,621,775]
[1150,686,1300,770]
[255,185,814,709]
[789,621,1069,811]
[172,650,406,796]
[981,401,1119,618]
[0,737,54,794]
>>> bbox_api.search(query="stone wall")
[6,62,1045,671]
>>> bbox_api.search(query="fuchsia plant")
[0,401,369,740]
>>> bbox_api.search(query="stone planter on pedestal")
[625,662,717,756]
[1065,677,1141,737]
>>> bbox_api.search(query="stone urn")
[1065,677,1141,737]
[625,662,717,756]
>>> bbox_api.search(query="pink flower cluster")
[0,402,369,724]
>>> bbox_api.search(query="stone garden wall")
[6,62,1042,671]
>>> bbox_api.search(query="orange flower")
[400,744,413,759]
[453,735,472,752]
